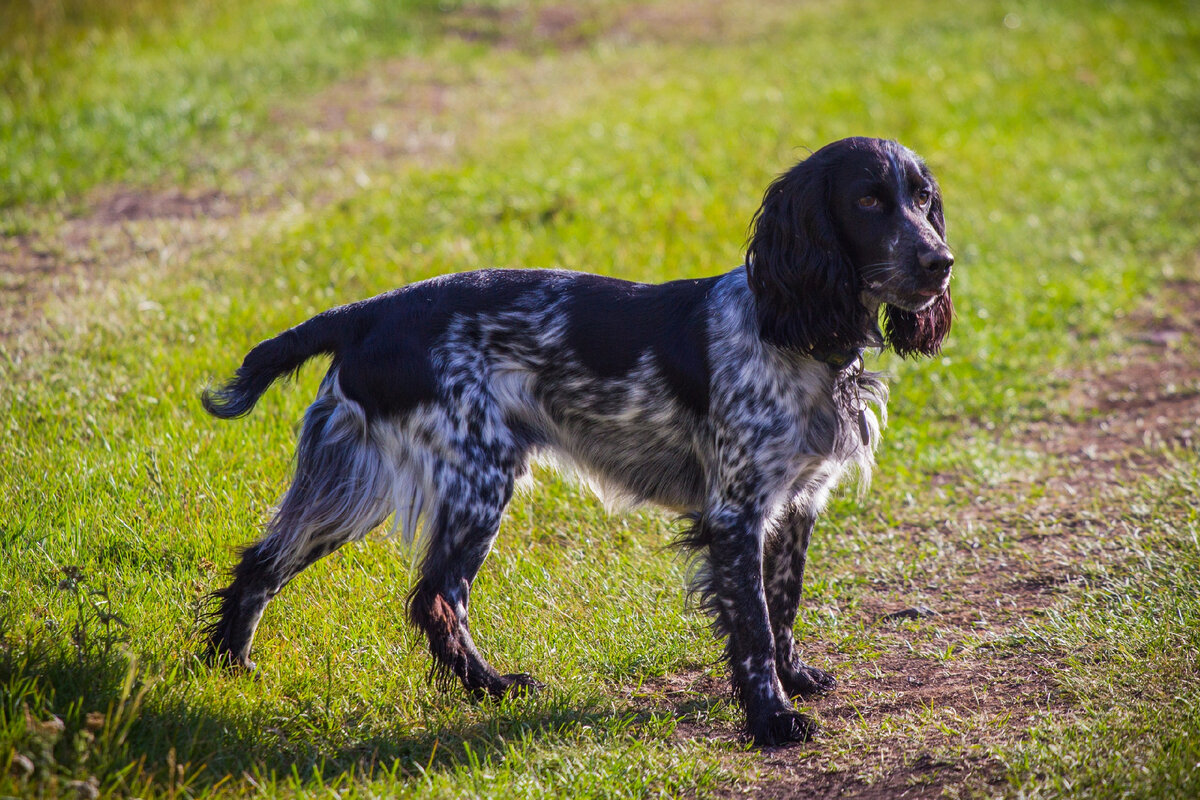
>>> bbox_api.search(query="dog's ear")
[745,158,867,354]
[884,167,952,358]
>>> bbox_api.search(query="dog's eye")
[915,188,932,206]
[857,196,880,210]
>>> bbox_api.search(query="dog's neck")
[811,301,884,370]
[810,346,863,370]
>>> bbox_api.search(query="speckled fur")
[201,137,954,747]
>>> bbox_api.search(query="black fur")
[562,274,714,416]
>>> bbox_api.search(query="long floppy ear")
[745,158,869,354]
[883,167,953,357]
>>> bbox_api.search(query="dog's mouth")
[863,275,950,309]
[881,279,950,312]
[914,271,952,299]
[863,263,950,292]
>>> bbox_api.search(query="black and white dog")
[202,137,953,746]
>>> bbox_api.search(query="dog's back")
[205,269,721,508]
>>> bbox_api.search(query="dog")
[201,136,953,746]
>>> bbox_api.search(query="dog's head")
[745,137,954,359]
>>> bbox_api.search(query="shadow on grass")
[2,625,725,794]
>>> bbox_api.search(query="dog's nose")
[920,248,954,273]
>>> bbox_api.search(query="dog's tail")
[201,303,367,419]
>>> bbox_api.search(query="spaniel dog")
[202,136,953,746]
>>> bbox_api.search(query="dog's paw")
[779,661,836,699]
[203,647,257,674]
[497,672,544,698]
[471,672,544,701]
[748,710,818,748]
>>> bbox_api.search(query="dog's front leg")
[765,506,836,699]
[694,506,817,746]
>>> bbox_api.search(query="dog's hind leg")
[204,538,287,671]
[204,388,392,670]
[406,453,537,700]
[764,506,836,699]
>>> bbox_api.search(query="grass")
[1003,463,1200,798]
[3,0,1200,796]
[0,0,441,209]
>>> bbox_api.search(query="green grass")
[0,0,441,209]
[3,0,1200,796]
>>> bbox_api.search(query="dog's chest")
[766,364,882,483]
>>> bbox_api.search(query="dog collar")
[813,319,883,370]
[813,348,863,371]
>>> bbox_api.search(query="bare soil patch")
[436,0,775,52]
[0,187,251,340]
[1039,276,1200,478]
[791,277,1198,797]
[86,186,240,224]
[440,3,601,50]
